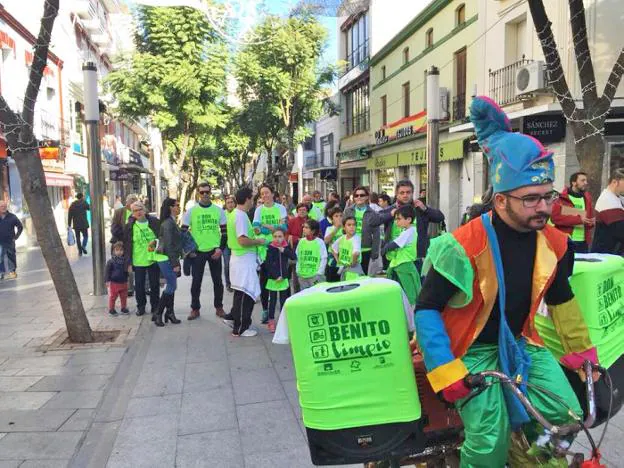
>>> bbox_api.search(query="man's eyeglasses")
[353,193,368,198]
[199,191,210,195]
[506,191,559,208]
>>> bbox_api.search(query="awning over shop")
[45,172,74,187]
[368,137,468,169]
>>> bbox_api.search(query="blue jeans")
[158,260,177,295]
[0,242,16,274]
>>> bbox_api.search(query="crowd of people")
[99,178,451,337]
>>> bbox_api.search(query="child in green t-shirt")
[323,206,343,283]
[265,228,296,332]
[296,219,328,290]
[331,216,364,281]
[381,205,421,306]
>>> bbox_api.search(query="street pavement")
[0,245,622,467]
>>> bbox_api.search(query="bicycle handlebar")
[464,360,600,436]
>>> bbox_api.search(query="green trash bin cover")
[276,277,421,430]
[535,254,624,368]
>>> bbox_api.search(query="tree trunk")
[573,130,605,204]
[179,180,190,214]
[0,0,92,343]
[10,147,92,341]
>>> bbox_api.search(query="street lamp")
[426,66,440,236]
[83,62,106,296]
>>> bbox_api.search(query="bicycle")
[366,360,610,468]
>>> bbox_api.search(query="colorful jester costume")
[414,97,598,467]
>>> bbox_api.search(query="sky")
[125,0,339,67]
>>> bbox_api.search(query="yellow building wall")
[370,0,479,133]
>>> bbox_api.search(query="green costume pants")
[387,262,421,306]
[456,343,582,468]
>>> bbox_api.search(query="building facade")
[303,94,340,198]
[369,0,478,230]
[0,0,159,244]
[336,3,372,194]
[452,0,624,194]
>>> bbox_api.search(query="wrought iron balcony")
[304,154,336,170]
[489,56,534,106]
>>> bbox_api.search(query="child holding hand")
[332,216,364,280]
[264,228,296,332]
[105,241,130,316]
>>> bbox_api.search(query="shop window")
[402,82,410,118]
[426,28,434,48]
[456,4,466,27]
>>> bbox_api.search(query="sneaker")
[109,309,118,316]
[241,329,258,337]
[223,319,234,328]
[136,307,146,317]
[120,308,130,314]
[5,272,17,280]
[261,310,269,324]
[268,319,276,333]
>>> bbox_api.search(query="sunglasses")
[354,193,368,198]
[199,191,210,195]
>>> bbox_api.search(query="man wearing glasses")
[123,202,161,316]
[182,182,228,320]
[413,97,597,466]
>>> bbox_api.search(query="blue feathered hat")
[470,96,554,193]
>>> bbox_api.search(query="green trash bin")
[275,277,424,465]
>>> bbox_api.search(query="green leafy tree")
[235,14,336,191]
[105,5,227,208]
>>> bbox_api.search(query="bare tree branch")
[528,0,578,119]
[596,47,624,115]
[22,0,58,127]
[568,0,598,108]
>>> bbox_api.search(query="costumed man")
[252,184,288,324]
[550,171,594,253]
[414,97,598,467]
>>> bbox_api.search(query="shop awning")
[45,172,74,187]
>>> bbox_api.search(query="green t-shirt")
[297,238,323,278]
[132,221,156,267]
[354,207,372,253]
[387,216,417,261]
[227,209,257,256]
[570,194,586,242]
[336,235,361,267]
[188,204,225,252]
[255,204,286,261]
[312,200,326,214]
[389,226,418,268]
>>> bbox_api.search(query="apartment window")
[303,136,314,151]
[345,12,369,71]
[453,47,467,121]
[320,134,334,165]
[402,82,410,118]
[426,28,434,48]
[381,95,387,126]
[381,65,386,80]
[345,81,370,136]
[456,4,466,26]
[402,47,409,65]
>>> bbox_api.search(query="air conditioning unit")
[515,61,546,96]
[439,87,450,120]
